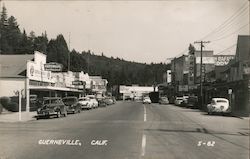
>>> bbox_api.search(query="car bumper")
[37,111,57,116]
[81,105,91,109]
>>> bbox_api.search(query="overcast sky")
[2,0,249,63]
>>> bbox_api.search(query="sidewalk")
[0,111,37,122]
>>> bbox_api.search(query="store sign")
[214,55,234,66]
[196,57,215,64]
[188,85,197,90]
[44,62,63,72]
[72,80,85,85]
[27,62,53,83]
[178,85,188,92]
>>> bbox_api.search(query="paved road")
[0,101,249,159]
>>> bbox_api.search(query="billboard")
[214,55,234,66]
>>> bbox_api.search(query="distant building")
[171,55,189,93]
[89,76,108,96]
[119,85,157,100]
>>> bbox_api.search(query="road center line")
[141,134,146,156]
[143,105,147,122]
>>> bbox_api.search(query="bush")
[0,96,11,108]
[0,103,3,114]
[0,96,26,112]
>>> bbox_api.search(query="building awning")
[29,86,82,92]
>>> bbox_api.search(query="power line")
[200,1,249,40]
[207,9,249,40]
[214,43,237,55]
[212,23,249,42]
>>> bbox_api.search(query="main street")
[0,101,249,159]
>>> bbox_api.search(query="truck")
[149,92,159,103]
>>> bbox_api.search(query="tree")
[0,5,10,53]
[188,43,195,55]
[47,34,69,71]
[6,16,22,53]
[33,32,48,53]
[17,29,33,54]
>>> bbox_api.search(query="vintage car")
[207,98,230,115]
[159,97,169,105]
[186,96,198,108]
[62,96,81,114]
[37,97,67,119]
[98,98,107,107]
[143,97,151,104]
[174,96,184,106]
[104,97,114,105]
[78,97,93,110]
[86,95,99,108]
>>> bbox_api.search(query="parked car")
[98,98,107,107]
[169,96,175,104]
[86,95,99,108]
[207,98,230,115]
[78,97,93,110]
[159,97,169,104]
[62,96,81,114]
[143,97,151,104]
[90,98,99,108]
[174,96,184,106]
[181,96,189,106]
[37,97,67,119]
[186,96,198,108]
[104,97,114,105]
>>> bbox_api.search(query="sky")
[1,0,249,63]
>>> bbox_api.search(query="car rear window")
[216,100,228,103]
[79,98,89,101]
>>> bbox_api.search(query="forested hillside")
[0,6,170,87]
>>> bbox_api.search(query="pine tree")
[47,34,69,71]
[0,5,11,53]
[7,16,22,53]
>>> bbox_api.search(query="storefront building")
[0,51,108,112]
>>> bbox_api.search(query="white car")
[90,98,99,108]
[78,97,93,110]
[207,98,230,115]
[143,97,151,104]
[174,97,184,105]
[86,95,99,108]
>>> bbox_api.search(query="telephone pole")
[194,41,210,109]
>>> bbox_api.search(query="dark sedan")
[62,96,81,114]
[37,97,67,119]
